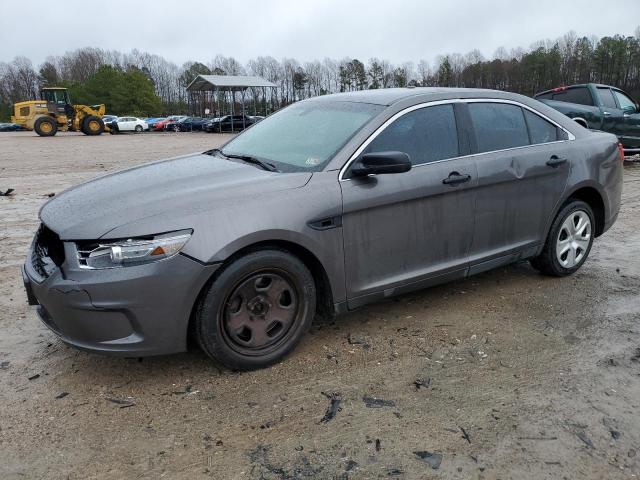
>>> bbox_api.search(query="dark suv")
[535,83,640,153]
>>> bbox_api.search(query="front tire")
[135,125,143,132]
[196,250,316,370]
[34,116,57,137]
[530,200,595,276]
[82,116,104,135]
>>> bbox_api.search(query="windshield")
[221,101,383,172]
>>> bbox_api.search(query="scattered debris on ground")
[320,392,341,423]
[413,377,430,390]
[105,397,136,408]
[413,450,443,469]
[362,395,396,408]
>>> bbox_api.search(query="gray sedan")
[22,88,623,370]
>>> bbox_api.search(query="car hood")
[40,153,312,240]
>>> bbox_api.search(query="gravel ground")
[0,131,639,480]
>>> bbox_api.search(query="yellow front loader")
[11,87,108,137]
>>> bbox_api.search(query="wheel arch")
[555,183,607,237]
[566,186,606,236]
[571,117,589,128]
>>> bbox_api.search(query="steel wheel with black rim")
[196,249,316,370]
[530,200,595,276]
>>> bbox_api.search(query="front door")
[466,101,571,266]
[596,86,627,138]
[611,89,640,150]
[340,103,478,308]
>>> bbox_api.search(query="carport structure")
[186,75,277,132]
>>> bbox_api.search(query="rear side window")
[554,87,593,106]
[524,109,559,144]
[597,88,617,109]
[363,104,459,166]
[468,103,529,153]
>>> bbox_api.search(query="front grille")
[31,224,65,278]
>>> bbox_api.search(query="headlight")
[76,230,192,269]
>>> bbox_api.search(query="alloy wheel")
[556,210,591,268]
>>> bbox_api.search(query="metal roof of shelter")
[187,75,276,91]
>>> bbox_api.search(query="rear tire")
[530,200,595,276]
[196,250,316,370]
[34,116,57,137]
[81,116,104,136]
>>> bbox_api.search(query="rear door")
[341,103,478,307]
[466,101,571,270]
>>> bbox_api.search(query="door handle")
[442,171,471,185]
[603,111,611,116]
[546,155,567,168]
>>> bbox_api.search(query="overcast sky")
[2,0,639,66]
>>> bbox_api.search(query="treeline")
[1,29,640,120]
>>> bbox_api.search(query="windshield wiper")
[220,150,279,172]
[203,148,222,156]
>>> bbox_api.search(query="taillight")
[618,143,625,162]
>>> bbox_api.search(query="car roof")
[306,87,530,106]
[535,83,627,96]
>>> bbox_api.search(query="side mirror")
[350,151,411,177]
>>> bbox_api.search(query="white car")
[115,116,149,132]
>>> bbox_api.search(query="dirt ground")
[0,131,639,480]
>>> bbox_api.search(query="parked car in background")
[145,117,166,129]
[0,122,27,132]
[535,83,640,153]
[102,115,118,125]
[204,115,255,133]
[154,116,187,131]
[111,117,149,133]
[22,88,623,370]
[172,117,208,132]
[159,115,188,131]
[248,115,265,123]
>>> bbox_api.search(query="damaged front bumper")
[23,235,219,357]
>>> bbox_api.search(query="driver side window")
[363,104,459,166]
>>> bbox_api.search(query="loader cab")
[40,88,72,116]
[40,88,70,105]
